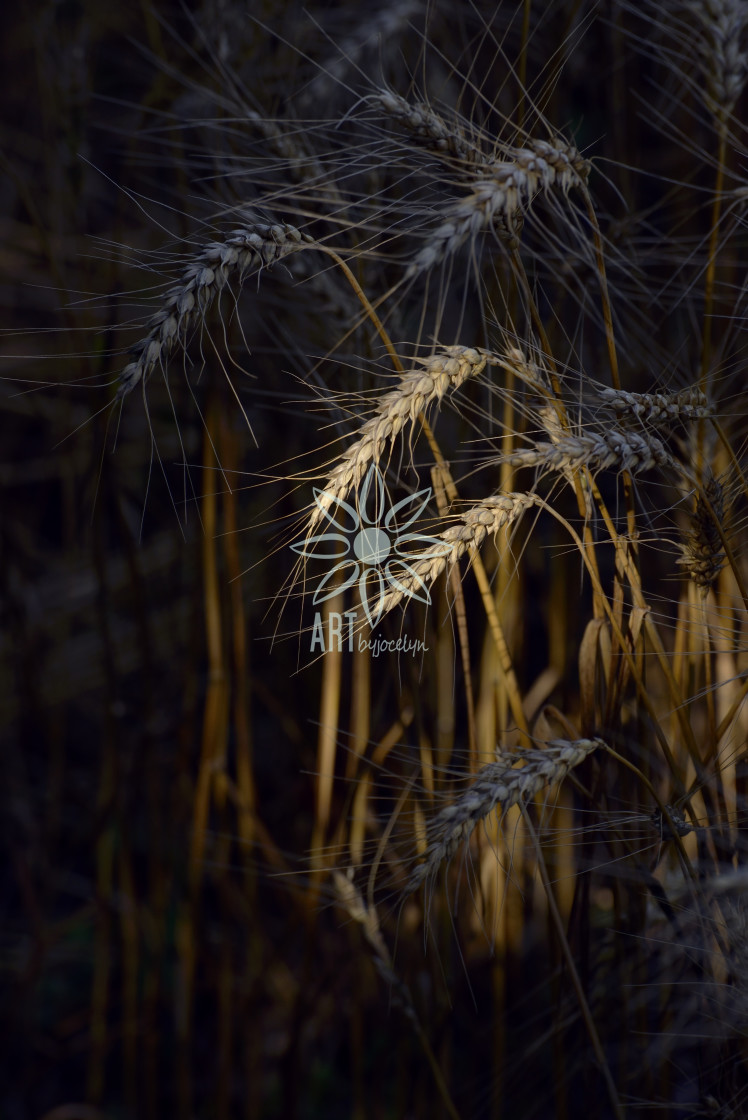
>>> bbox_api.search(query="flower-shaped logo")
[291,464,452,629]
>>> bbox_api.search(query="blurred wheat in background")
[3,1,748,1117]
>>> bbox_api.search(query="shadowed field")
[2,3,748,1118]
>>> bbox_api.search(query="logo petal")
[290,532,351,559]
[385,486,433,531]
[312,560,360,604]
[394,532,453,560]
[359,565,385,630]
[313,488,360,533]
[358,463,387,527]
[384,560,433,606]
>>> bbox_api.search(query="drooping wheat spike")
[370,89,488,164]
[596,386,714,425]
[505,426,674,476]
[117,218,312,399]
[406,738,604,895]
[374,492,537,617]
[333,869,463,1116]
[677,473,727,594]
[406,138,590,276]
[309,346,489,529]
[333,871,417,1021]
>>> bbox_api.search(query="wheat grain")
[117,218,312,399]
[406,738,604,895]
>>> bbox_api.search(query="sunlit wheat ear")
[369,88,488,164]
[117,217,313,399]
[374,492,538,617]
[308,345,489,531]
[405,738,605,897]
[504,426,674,476]
[677,472,728,595]
[596,386,714,425]
[406,137,591,276]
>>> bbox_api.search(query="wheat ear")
[373,492,537,618]
[370,88,488,164]
[677,473,728,594]
[505,427,673,476]
[596,386,713,425]
[407,138,590,276]
[309,346,488,530]
[688,0,748,115]
[406,738,604,895]
[117,218,312,399]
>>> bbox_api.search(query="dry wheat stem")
[117,218,312,399]
[406,139,591,276]
[519,800,625,1120]
[309,346,489,530]
[406,738,604,895]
